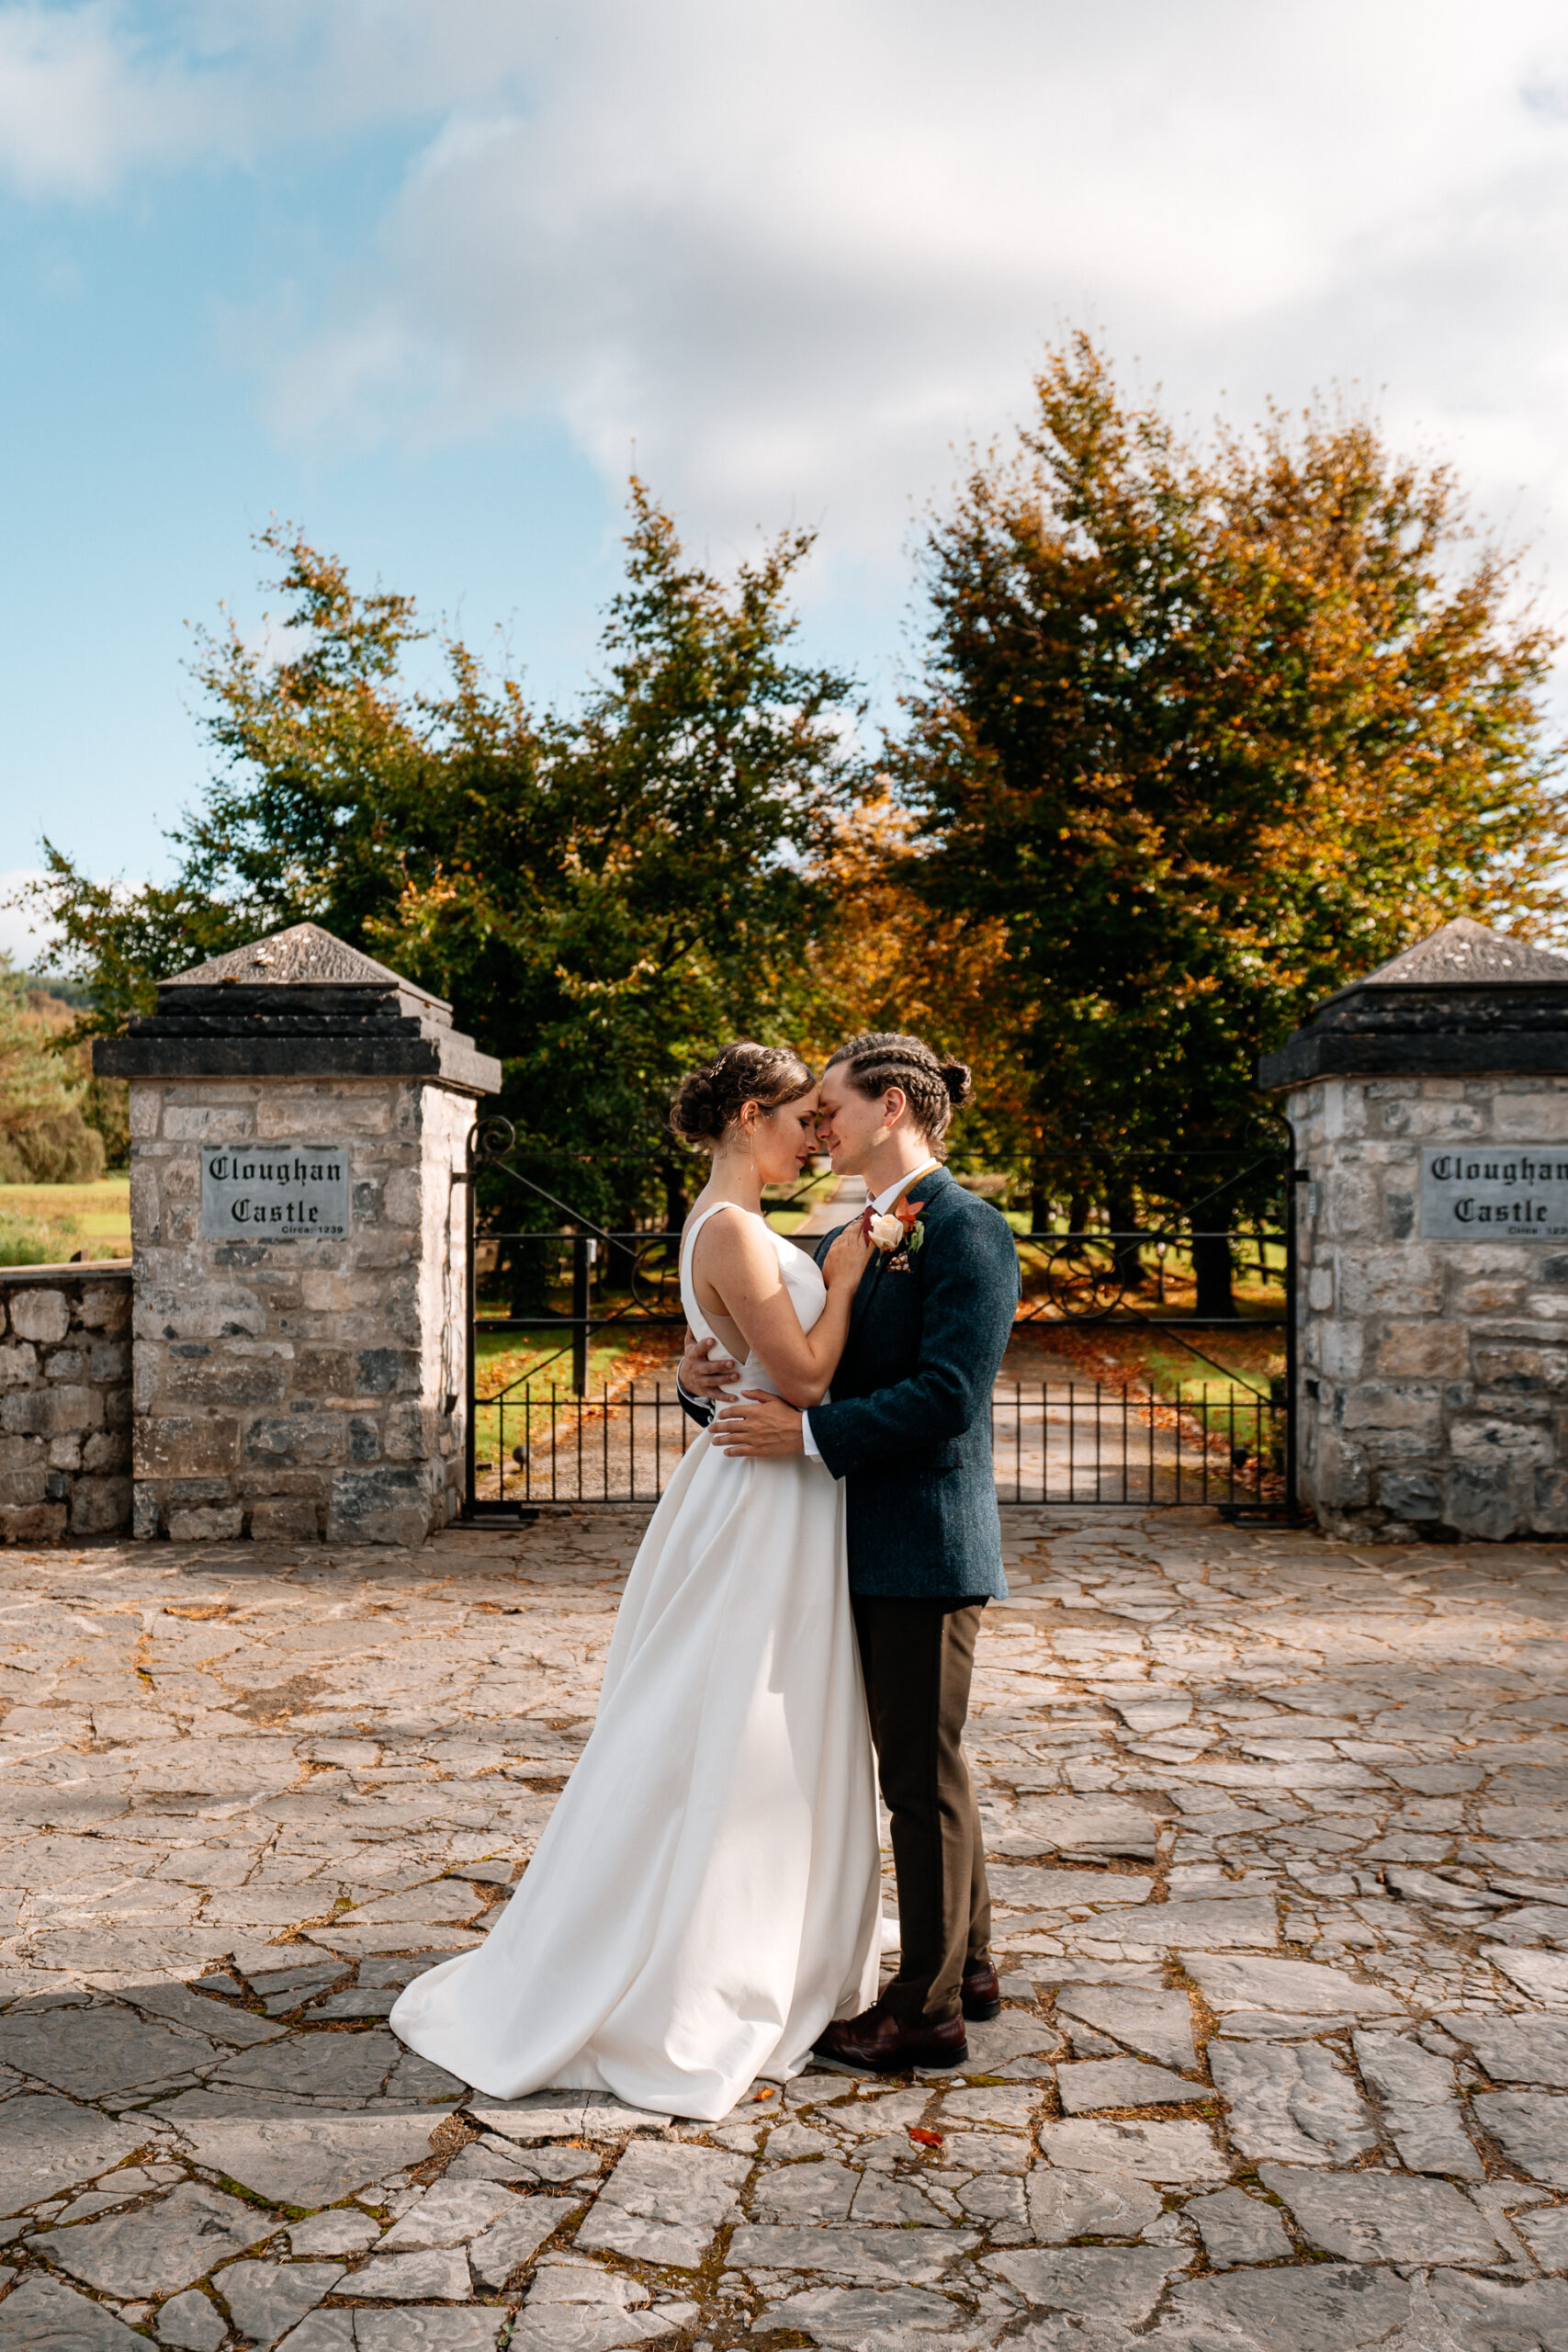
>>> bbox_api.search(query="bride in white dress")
[390,1042,883,2120]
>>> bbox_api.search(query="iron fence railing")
[469,1377,1286,1512]
[460,1127,1297,1518]
[990,1378,1285,1506]
[473,1381,696,1508]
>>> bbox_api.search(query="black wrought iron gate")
[461,1125,1296,1520]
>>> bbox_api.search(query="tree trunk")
[1189,1221,1236,1319]
[504,1228,556,1323]
[1108,1182,1148,1292]
[601,1176,645,1299]
[660,1159,692,1235]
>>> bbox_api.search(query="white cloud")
[8,0,1568,632]
[0,2,208,195]
[0,0,551,198]
[243,0,1568,605]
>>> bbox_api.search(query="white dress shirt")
[800,1159,942,1462]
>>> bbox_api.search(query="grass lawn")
[0,1175,130,1264]
[474,1320,681,1396]
[472,1321,683,1475]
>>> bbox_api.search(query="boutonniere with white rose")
[862,1196,926,1271]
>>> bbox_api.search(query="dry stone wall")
[1289,1073,1568,1540]
[0,1263,131,1542]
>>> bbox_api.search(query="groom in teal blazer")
[678,1032,1020,2072]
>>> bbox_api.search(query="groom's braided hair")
[826,1032,973,1153]
[671,1041,816,1145]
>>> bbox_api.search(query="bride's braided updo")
[825,1031,973,1152]
[671,1042,817,1147]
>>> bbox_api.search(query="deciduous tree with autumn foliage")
[797,784,1028,1174]
[898,335,1568,1306]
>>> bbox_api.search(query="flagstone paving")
[8,1508,1568,2343]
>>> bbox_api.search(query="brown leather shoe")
[812,2002,967,2075]
[961,1958,1001,2021]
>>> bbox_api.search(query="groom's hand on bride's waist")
[679,1331,739,1401]
[711,1390,805,1455]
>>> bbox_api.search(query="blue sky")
[5,0,1568,957]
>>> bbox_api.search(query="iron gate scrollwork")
[461,1122,1297,1520]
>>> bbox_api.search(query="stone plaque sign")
[201,1145,350,1242]
[1421,1145,1568,1239]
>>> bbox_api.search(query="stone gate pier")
[95,922,500,1545]
[1263,917,1568,1542]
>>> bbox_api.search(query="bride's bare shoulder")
[685,1199,752,1243]
[689,1204,775,1268]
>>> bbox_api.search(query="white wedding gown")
[389,1203,883,2120]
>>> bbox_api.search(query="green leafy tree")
[24,485,863,1250]
[901,335,1568,1309]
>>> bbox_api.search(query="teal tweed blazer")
[680,1167,1020,1600]
[806,1167,1020,1600]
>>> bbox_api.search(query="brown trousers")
[852,1595,992,2025]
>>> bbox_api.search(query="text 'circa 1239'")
[1420,1146,1568,1239]
[200,1146,351,1241]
